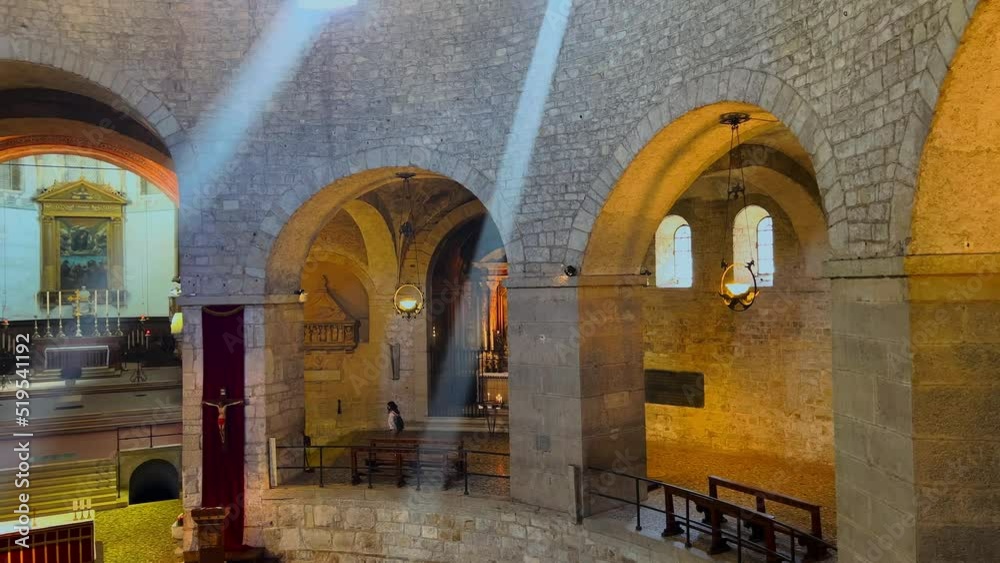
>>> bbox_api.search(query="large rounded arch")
[0,36,187,151]
[0,38,186,200]
[912,0,1000,256]
[264,147,521,295]
[571,71,839,274]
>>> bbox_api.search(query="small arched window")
[655,215,694,288]
[733,205,774,287]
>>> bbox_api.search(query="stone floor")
[95,498,182,563]
[647,441,837,540]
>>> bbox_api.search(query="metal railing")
[115,423,183,499]
[271,441,510,495]
[587,467,836,562]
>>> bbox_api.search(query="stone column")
[831,254,1000,563]
[906,254,1000,561]
[244,299,305,545]
[828,258,917,563]
[180,303,204,551]
[178,296,306,550]
[506,275,646,516]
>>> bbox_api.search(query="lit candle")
[46,291,50,317]
[116,289,120,309]
[58,290,62,313]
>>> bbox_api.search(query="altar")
[34,336,123,381]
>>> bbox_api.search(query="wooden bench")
[350,438,465,489]
[706,475,829,560]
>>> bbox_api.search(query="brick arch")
[264,146,522,295]
[570,69,841,275]
[0,35,187,150]
[0,36,188,200]
[413,200,495,283]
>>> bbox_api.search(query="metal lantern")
[719,261,758,311]
[393,283,425,318]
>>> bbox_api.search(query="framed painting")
[34,179,126,293]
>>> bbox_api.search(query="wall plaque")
[645,370,705,408]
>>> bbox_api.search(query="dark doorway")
[129,459,180,504]
[427,216,508,417]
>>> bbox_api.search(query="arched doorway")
[426,215,508,418]
[129,459,180,504]
[578,101,836,537]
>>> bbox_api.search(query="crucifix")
[203,387,244,447]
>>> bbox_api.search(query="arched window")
[733,205,774,287]
[655,215,693,288]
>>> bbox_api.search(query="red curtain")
[201,306,246,551]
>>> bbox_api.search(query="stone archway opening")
[129,459,181,505]
[266,164,512,495]
[581,101,837,538]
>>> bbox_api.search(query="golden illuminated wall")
[643,188,833,465]
[912,1,1000,255]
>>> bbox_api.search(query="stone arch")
[570,70,839,275]
[911,0,997,256]
[891,0,983,248]
[413,200,495,283]
[0,35,187,149]
[264,147,520,295]
[0,36,187,200]
[340,200,399,294]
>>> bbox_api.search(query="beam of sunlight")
[489,0,573,241]
[180,0,357,203]
[425,0,573,489]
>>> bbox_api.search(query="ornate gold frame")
[34,179,127,292]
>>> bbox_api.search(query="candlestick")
[104,289,112,336]
[115,289,123,336]
[57,291,66,338]
[33,316,40,338]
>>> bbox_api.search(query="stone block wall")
[256,487,713,563]
[643,192,834,464]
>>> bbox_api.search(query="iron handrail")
[115,423,183,499]
[586,466,836,563]
[272,443,510,493]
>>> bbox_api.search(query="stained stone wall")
[642,190,833,464]
[257,487,713,563]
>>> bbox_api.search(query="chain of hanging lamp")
[393,172,425,318]
[719,112,759,312]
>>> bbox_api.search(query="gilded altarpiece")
[34,179,127,293]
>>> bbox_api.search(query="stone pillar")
[906,254,1000,561]
[831,255,1000,562]
[828,258,917,563]
[506,276,646,515]
[180,304,204,551]
[244,299,305,545]
[178,296,306,550]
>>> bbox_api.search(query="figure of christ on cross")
[203,387,245,446]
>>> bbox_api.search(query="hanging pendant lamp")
[393,172,425,318]
[718,112,759,312]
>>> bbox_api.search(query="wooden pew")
[707,475,829,560]
[350,438,465,489]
